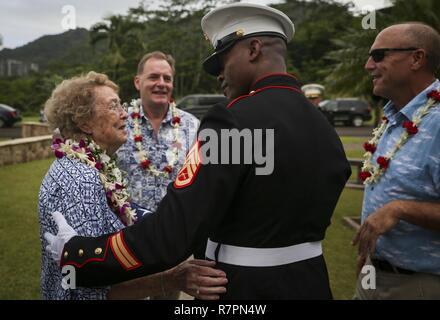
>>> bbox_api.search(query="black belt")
[371,258,415,275]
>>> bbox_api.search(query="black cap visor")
[202,31,287,76]
[202,40,237,76]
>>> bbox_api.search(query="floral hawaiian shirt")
[116,105,199,212]
[361,80,440,275]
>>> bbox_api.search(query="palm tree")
[90,15,144,81]
[391,0,440,30]
[324,29,378,94]
[324,27,385,126]
[324,0,440,125]
[128,0,229,97]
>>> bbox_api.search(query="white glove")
[44,211,77,264]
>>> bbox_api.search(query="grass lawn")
[21,116,40,123]
[0,157,362,300]
[0,158,53,299]
[339,136,367,183]
[340,136,367,159]
[324,188,362,299]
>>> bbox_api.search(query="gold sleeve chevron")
[109,232,141,270]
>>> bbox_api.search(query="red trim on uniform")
[251,73,298,88]
[118,231,141,269]
[255,85,302,94]
[226,95,250,109]
[226,85,302,109]
[61,236,112,269]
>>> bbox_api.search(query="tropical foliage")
[324,0,440,124]
[0,0,439,116]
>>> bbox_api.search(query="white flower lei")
[130,98,181,177]
[52,138,136,226]
[361,87,440,185]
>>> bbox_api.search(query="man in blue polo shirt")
[353,22,440,299]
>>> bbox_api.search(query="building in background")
[0,59,39,77]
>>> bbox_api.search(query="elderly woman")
[39,72,227,300]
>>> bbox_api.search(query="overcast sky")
[0,0,390,49]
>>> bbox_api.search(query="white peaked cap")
[201,3,295,76]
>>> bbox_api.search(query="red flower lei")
[130,99,181,177]
[360,87,440,184]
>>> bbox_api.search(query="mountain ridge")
[0,28,106,70]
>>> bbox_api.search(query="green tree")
[0,73,64,114]
[391,0,440,30]
[273,0,357,83]
[128,0,236,98]
[324,0,440,125]
[90,15,144,82]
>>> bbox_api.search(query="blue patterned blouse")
[38,157,125,299]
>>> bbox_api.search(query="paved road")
[335,126,373,137]
[0,125,373,140]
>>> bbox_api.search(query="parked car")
[176,94,227,120]
[318,98,372,127]
[0,104,22,128]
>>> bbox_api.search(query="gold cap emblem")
[236,29,244,37]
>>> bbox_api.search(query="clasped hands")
[44,211,227,300]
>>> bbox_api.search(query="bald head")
[380,23,440,73]
[259,36,287,58]
[240,36,287,72]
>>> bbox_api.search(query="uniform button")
[78,249,84,257]
[249,90,255,95]
[95,248,103,255]
[64,251,69,259]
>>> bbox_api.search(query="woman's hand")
[165,259,228,300]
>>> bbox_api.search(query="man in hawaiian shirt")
[116,51,199,299]
[117,51,199,213]
[353,22,440,299]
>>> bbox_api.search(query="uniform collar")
[384,79,440,121]
[250,73,301,92]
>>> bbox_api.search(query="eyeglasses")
[108,100,128,113]
[369,47,419,63]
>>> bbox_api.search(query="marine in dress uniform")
[50,3,351,299]
[301,84,325,107]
